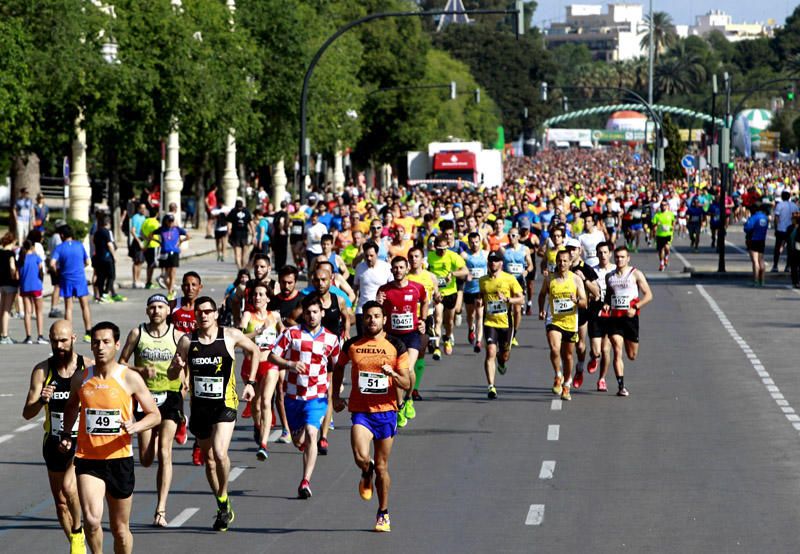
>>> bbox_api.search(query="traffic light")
[787,83,796,102]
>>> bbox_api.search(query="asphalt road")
[0,233,798,553]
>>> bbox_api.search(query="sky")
[533,0,796,27]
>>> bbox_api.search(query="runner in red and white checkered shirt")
[269,293,340,499]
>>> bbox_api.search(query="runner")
[518,220,540,316]
[59,322,161,554]
[579,214,605,268]
[239,283,283,461]
[233,254,279,327]
[168,296,260,531]
[406,246,439,400]
[462,232,487,352]
[427,234,468,357]
[22,320,89,554]
[588,242,614,391]
[118,294,184,527]
[476,251,524,399]
[331,300,411,532]
[353,241,392,335]
[268,293,341,499]
[377,256,427,428]
[500,227,533,344]
[651,200,676,271]
[565,237,600,391]
[540,224,566,279]
[538,250,587,401]
[602,246,654,397]
[685,197,705,252]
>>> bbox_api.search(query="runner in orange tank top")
[60,322,160,554]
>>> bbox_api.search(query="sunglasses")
[196,308,216,315]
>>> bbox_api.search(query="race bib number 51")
[85,408,122,435]
[358,371,389,394]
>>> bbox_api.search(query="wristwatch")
[246,380,257,387]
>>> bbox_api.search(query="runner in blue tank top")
[462,232,488,353]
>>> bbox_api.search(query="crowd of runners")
[13,146,800,553]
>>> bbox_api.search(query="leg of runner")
[574,322,588,388]
[351,424,375,500]
[77,474,107,553]
[300,424,320,496]
[276,371,291,442]
[560,338,575,401]
[484,339,498,399]
[432,302,443,359]
[474,304,484,352]
[47,467,82,541]
[154,420,178,526]
[443,305,456,354]
[397,347,418,427]
[466,299,477,345]
[412,332,428,400]
[610,334,628,396]
[596,335,612,391]
[547,329,564,395]
[257,371,280,459]
[107,495,134,554]
[319,388,333,454]
[373,436,394,519]
[137,427,157,468]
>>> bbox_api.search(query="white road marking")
[547,425,559,441]
[0,393,14,397]
[525,504,545,525]
[550,399,562,411]
[15,423,38,433]
[166,507,199,528]
[229,466,246,482]
[672,249,691,271]
[539,461,556,479]
[725,240,748,255]
[0,434,14,444]
[268,429,282,443]
[696,284,800,435]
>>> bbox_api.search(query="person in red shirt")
[376,256,427,428]
[332,301,411,533]
[204,185,218,239]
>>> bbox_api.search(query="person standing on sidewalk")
[13,187,34,245]
[744,203,770,287]
[17,239,48,344]
[0,232,19,344]
[787,211,800,288]
[204,184,218,239]
[226,199,253,270]
[50,226,92,343]
[772,190,799,273]
[92,215,125,304]
[128,203,148,289]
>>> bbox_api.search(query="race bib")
[553,297,575,315]
[358,371,389,394]
[291,221,304,234]
[50,411,78,437]
[611,295,631,310]
[469,267,486,278]
[437,277,449,288]
[547,262,556,273]
[158,251,170,261]
[507,263,524,275]
[391,312,414,331]
[631,210,642,219]
[659,224,670,233]
[194,375,224,399]
[487,300,507,315]
[136,391,167,413]
[255,327,278,349]
[85,408,122,435]
[605,217,615,227]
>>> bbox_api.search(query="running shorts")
[587,314,608,339]
[74,457,135,499]
[189,404,237,440]
[134,390,183,424]
[392,331,422,352]
[656,235,672,251]
[351,411,397,441]
[463,292,480,305]
[284,397,327,432]
[484,325,511,353]
[546,323,578,343]
[43,435,76,473]
[442,293,457,310]
[607,315,639,343]
[59,278,88,299]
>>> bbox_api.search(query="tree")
[639,11,677,61]
[661,113,684,181]
[0,16,33,176]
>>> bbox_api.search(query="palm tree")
[784,53,800,76]
[640,11,677,62]
[655,58,693,97]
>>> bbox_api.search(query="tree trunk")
[12,152,41,199]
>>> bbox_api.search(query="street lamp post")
[717,72,731,272]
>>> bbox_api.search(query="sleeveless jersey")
[43,355,85,440]
[378,281,426,335]
[593,264,612,310]
[76,365,133,460]
[407,271,436,317]
[171,297,196,333]
[134,324,181,393]
[188,327,238,410]
[547,271,578,332]
[607,267,639,317]
[503,244,527,277]
[545,243,565,273]
[464,250,488,294]
[340,334,409,413]
[320,294,344,336]
[244,311,279,351]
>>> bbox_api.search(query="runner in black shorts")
[565,238,600,391]
[22,320,89,553]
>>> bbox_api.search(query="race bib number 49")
[194,375,224,399]
[85,408,122,435]
[358,371,389,394]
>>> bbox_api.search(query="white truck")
[407,141,503,190]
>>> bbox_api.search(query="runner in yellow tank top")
[60,321,160,554]
[538,250,587,401]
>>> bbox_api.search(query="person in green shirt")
[140,214,161,289]
[652,200,676,271]
[426,234,468,357]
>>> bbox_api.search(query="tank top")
[0,249,17,286]
[244,310,279,351]
[135,323,181,393]
[43,355,85,440]
[503,244,527,276]
[188,327,237,410]
[464,250,487,294]
[76,364,133,460]
[320,293,343,336]
[547,271,578,332]
[607,267,639,317]
[171,297,197,333]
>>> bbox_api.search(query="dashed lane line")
[696,284,800,432]
[15,423,39,433]
[539,461,556,480]
[550,399,562,411]
[0,434,13,445]
[525,504,545,525]
[229,466,247,483]
[547,425,559,441]
[167,508,200,528]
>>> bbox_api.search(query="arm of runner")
[339,297,352,340]
[387,347,411,391]
[582,274,600,299]
[229,328,260,401]
[22,363,47,420]
[118,325,153,377]
[268,332,307,374]
[537,275,549,319]
[123,370,161,435]
[58,371,83,453]
[167,334,190,382]
[335,274,357,304]
[575,274,588,309]
[331,340,350,413]
[508,278,525,306]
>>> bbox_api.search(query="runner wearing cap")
[564,237,600,391]
[118,294,184,527]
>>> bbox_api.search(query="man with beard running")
[23,320,91,553]
[587,242,614,391]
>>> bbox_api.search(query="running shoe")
[511,337,519,347]
[468,327,475,345]
[526,304,533,316]
[23,336,33,345]
[658,262,664,272]
[212,500,234,531]
[561,384,572,401]
[69,529,86,553]
[298,479,312,499]
[277,429,291,443]
[473,342,481,354]
[157,275,167,288]
[145,282,156,289]
[617,387,630,397]
[318,437,329,455]
[111,293,127,302]
[487,385,497,400]
[256,446,269,461]
[497,360,507,375]
[192,442,204,466]
[432,348,442,361]
[82,334,91,343]
[404,398,416,420]
[48,309,63,318]
[36,335,49,345]
[411,390,422,401]
[167,292,176,301]
[587,358,598,374]
[374,512,391,532]
[359,460,375,501]
[397,408,408,428]
[456,313,463,327]
[597,378,607,392]
[573,371,584,390]
[443,340,453,355]
[552,376,563,395]
[174,416,188,445]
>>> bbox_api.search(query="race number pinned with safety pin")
[358,371,389,395]
[85,408,122,435]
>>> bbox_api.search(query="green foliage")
[0,16,33,155]
[639,11,677,60]
[661,113,684,181]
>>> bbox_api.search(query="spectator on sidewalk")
[46,221,65,317]
[788,212,800,289]
[744,203,770,288]
[212,204,229,262]
[128,203,147,288]
[272,201,290,269]
[13,188,33,245]
[772,190,799,273]
[0,232,18,344]
[17,239,47,344]
[141,210,161,289]
[49,225,92,342]
[93,215,124,303]
[205,184,218,238]
[32,193,49,234]
[227,198,253,270]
